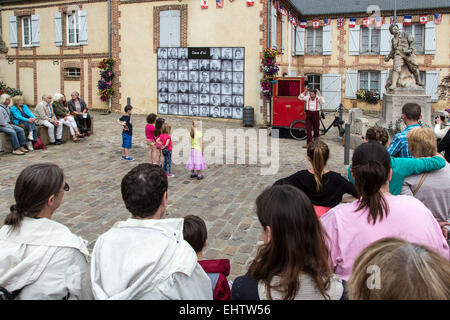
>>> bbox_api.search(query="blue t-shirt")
[119,115,132,135]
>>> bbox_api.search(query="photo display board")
[157,47,244,119]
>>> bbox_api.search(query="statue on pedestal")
[384,24,423,91]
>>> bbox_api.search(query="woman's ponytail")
[4,204,25,231]
[307,140,329,192]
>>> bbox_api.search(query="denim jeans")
[0,125,26,150]
[19,120,38,141]
[162,149,172,174]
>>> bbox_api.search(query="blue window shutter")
[79,10,88,45]
[321,74,341,110]
[322,25,332,55]
[345,70,358,99]
[169,10,180,47]
[348,25,360,55]
[380,70,389,98]
[295,26,305,55]
[31,14,40,47]
[54,12,62,46]
[424,21,436,55]
[9,16,18,48]
[425,70,440,102]
[271,9,277,48]
[380,24,391,55]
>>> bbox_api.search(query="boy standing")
[118,105,134,161]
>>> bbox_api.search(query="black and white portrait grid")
[157,47,244,119]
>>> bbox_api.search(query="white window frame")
[358,71,380,92]
[306,27,323,55]
[306,74,322,91]
[66,68,81,78]
[66,11,80,46]
[403,23,425,54]
[22,16,32,47]
[360,28,380,54]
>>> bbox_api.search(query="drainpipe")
[108,0,112,113]
[267,0,272,126]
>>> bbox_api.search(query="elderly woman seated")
[10,95,38,150]
[68,91,91,136]
[52,93,81,142]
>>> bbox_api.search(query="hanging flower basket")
[97,58,115,102]
[260,48,280,99]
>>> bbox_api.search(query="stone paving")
[0,110,363,280]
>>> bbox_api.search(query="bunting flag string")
[337,18,344,28]
[216,0,223,8]
[349,18,356,28]
[246,0,254,7]
[403,15,412,26]
[419,15,428,24]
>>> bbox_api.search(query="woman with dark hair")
[321,142,449,281]
[0,163,93,300]
[275,140,357,218]
[232,185,344,300]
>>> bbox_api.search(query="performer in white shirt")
[298,88,325,147]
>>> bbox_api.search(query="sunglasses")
[64,182,70,192]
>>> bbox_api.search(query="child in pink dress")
[153,117,165,166]
[186,120,207,180]
[145,114,157,164]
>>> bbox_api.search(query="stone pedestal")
[376,88,432,132]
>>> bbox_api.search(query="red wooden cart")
[271,76,307,140]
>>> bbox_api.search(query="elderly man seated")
[0,94,29,155]
[35,93,64,145]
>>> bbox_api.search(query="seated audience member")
[401,127,450,244]
[348,238,450,300]
[232,185,345,300]
[90,164,212,300]
[68,91,91,135]
[10,95,38,150]
[52,93,81,142]
[0,94,29,154]
[438,126,450,163]
[387,103,421,158]
[348,126,446,195]
[434,111,449,141]
[183,215,231,300]
[321,142,449,281]
[35,94,64,145]
[0,163,92,300]
[275,140,357,218]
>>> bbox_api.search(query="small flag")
[246,0,254,6]
[300,19,307,28]
[312,19,320,28]
[337,18,344,27]
[403,15,412,26]
[288,11,292,23]
[349,18,356,28]
[390,16,395,24]
[419,15,428,24]
[362,17,370,27]
[216,0,223,8]
[324,18,331,26]
[201,0,208,9]
[375,16,384,27]
[434,13,442,25]
[293,17,298,27]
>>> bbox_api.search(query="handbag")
[32,136,47,150]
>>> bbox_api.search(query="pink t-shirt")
[320,195,449,281]
[145,124,155,141]
[159,133,172,152]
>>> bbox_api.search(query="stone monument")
[377,24,432,131]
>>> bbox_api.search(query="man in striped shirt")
[387,103,422,158]
[298,88,325,147]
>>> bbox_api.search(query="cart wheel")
[289,120,307,141]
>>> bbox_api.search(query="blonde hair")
[190,120,202,139]
[407,127,437,158]
[12,95,24,106]
[348,237,450,300]
[161,122,171,134]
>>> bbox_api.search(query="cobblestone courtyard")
[0,111,355,280]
